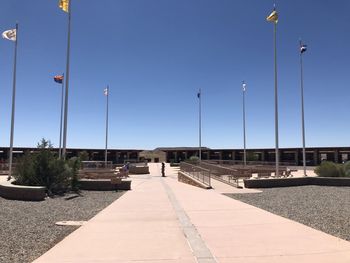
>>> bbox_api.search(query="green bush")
[78,151,89,161]
[246,152,259,161]
[315,161,344,177]
[342,161,350,177]
[68,157,81,192]
[13,138,79,195]
[13,152,38,186]
[187,156,199,165]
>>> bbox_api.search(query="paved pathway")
[34,164,350,262]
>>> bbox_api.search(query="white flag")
[104,88,108,96]
[242,82,247,92]
[2,29,16,41]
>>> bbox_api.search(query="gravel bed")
[225,185,350,241]
[0,190,125,263]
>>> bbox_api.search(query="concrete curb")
[244,176,350,188]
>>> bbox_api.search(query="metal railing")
[180,162,211,187]
[204,159,296,166]
[197,161,251,187]
[200,160,292,176]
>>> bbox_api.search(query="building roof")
[155,147,210,151]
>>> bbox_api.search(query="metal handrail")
[180,162,211,187]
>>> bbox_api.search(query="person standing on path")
[161,162,165,177]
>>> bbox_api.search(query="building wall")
[0,147,349,166]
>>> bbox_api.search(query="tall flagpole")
[300,40,307,176]
[267,5,280,177]
[8,23,19,179]
[62,0,72,160]
[58,74,64,159]
[105,86,109,167]
[274,18,279,177]
[242,81,247,166]
[198,89,202,162]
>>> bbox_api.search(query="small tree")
[13,138,75,195]
[13,151,38,186]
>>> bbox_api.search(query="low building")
[139,150,166,163]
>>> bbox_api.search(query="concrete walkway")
[34,164,350,263]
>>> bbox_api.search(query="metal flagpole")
[242,81,247,166]
[58,74,64,159]
[273,17,279,177]
[300,40,307,176]
[62,0,72,160]
[198,89,202,162]
[8,23,19,179]
[105,86,109,167]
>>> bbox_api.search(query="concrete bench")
[79,169,129,180]
[129,166,149,174]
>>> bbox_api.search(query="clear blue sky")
[0,0,349,150]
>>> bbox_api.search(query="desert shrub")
[68,157,81,192]
[246,152,259,161]
[13,138,78,195]
[342,161,350,177]
[187,156,199,164]
[315,161,344,177]
[13,151,38,186]
[78,151,89,161]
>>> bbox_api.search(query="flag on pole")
[300,44,307,54]
[266,9,278,23]
[2,29,16,41]
[54,75,64,83]
[59,0,69,12]
[242,82,246,92]
[197,91,201,98]
[104,87,108,96]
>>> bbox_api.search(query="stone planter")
[0,180,46,201]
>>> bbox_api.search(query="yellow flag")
[266,10,278,23]
[59,0,69,13]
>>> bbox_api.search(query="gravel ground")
[0,190,125,263]
[225,186,350,241]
